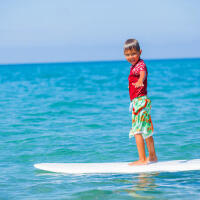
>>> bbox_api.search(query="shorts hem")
[129,131,153,139]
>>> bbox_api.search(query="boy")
[124,39,157,165]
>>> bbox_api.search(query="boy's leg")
[129,134,148,166]
[145,136,157,162]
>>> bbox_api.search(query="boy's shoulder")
[133,59,147,72]
[136,59,146,67]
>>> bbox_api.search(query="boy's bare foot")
[128,159,148,166]
[147,156,158,163]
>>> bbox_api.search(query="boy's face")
[124,49,142,66]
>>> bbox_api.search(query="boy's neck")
[132,58,141,67]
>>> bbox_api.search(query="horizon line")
[0,57,200,66]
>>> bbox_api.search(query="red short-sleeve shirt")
[128,59,147,101]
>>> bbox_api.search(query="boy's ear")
[140,49,142,55]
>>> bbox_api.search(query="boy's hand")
[132,81,144,88]
[132,71,146,88]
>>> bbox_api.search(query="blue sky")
[0,0,200,64]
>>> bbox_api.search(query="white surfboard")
[34,159,200,174]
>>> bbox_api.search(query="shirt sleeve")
[137,62,147,73]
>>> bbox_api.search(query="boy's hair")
[124,39,140,52]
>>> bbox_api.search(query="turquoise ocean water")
[0,58,200,199]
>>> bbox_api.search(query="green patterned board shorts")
[129,96,154,139]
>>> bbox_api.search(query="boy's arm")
[133,71,146,88]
